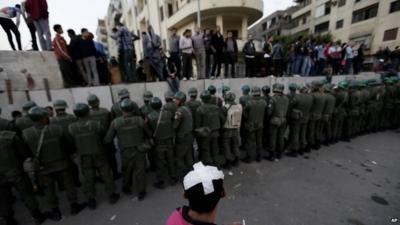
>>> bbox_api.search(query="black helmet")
[22,101,37,112]
[188,87,198,97]
[73,103,90,118]
[87,94,99,106]
[200,90,211,102]
[289,83,298,92]
[117,88,130,99]
[150,97,162,110]
[207,85,217,95]
[273,83,284,93]
[53,100,68,110]
[262,85,271,94]
[164,91,174,101]
[28,106,48,122]
[241,85,250,94]
[120,99,137,113]
[143,91,154,102]
[174,91,187,102]
[251,86,261,96]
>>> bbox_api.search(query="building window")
[262,23,267,31]
[314,21,329,34]
[336,19,344,29]
[160,6,164,21]
[338,0,346,7]
[302,17,307,24]
[383,28,398,41]
[352,3,379,23]
[315,2,331,18]
[168,4,173,17]
[390,0,400,13]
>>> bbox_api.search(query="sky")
[0,0,294,50]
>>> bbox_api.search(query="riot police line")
[0,75,400,225]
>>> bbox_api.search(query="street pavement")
[14,130,400,225]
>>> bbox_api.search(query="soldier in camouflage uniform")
[321,84,336,145]
[68,103,120,210]
[146,97,177,188]
[105,99,148,201]
[111,89,130,119]
[297,85,314,153]
[140,91,154,118]
[307,80,326,150]
[332,80,349,142]
[195,90,225,167]
[23,107,86,221]
[262,85,271,151]
[208,85,223,107]
[15,101,37,132]
[186,88,202,126]
[267,83,289,160]
[242,86,266,162]
[287,83,303,156]
[239,85,251,149]
[50,100,80,187]
[173,92,194,179]
[87,94,120,179]
[0,124,46,225]
[346,80,361,138]
[221,92,242,168]
[392,77,400,128]
[358,81,370,134]
[383,78,396,129]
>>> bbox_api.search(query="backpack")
[224,104,242,129]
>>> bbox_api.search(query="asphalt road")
[14,130,400,225]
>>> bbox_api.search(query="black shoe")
[256,156,262,162]
[241,158,252,164]
[31,209,46,225]
[70,202,87,216]
[138,191,146,201]
[153,181,166,190]
[222,162,232,170]
[232,159,240,167]
[109,193,120,205]
[288,152,298,157]
[88,198,97,210]
[46,208,62,221]
[122,187,132,195]
[113,173,123,181]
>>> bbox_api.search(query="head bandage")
[183,162,225,195]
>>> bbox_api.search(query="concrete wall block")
[71,86,114,111]
[111,83,146,106]
[0,91,28,120]
[145,82,170,104]
[0,51,63,91]
[179,80,205,97]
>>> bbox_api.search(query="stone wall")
[0,73,381,119]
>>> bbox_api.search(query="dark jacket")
[68,36,82,60]
[224,37,238,53]
[79,39,97,58]
[211,32,224,53]
[243,41,256,57]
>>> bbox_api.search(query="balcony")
[166,0,263,29]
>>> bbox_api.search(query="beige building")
[101,0,263,58]
[251,0,400,54]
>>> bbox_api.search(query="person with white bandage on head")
[165,162,242,225]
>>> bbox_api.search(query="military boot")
[45,208,62,221]
[87,198,97,210]
[109,193,120,205]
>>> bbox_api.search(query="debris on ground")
[110,215,117,221]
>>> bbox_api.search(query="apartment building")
[249,6,300,40]
[251,0,400,53]
[96,19,109,54]
[101,0,263,58]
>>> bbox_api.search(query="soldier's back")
[311,92,326,115]
[297,93,314,121]
[16,116,35,132]
[89,107,111,129]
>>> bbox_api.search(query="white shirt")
[179,36,193,54]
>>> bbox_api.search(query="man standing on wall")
[25,0,52,51]
[211,26,224,78]
[192,26,206,79]
[168,28,181,79]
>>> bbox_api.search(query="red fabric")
[25,0,48,20]
[166,209,192,225]
[52,34,70,60]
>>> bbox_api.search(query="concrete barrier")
[0,51,64,91]
[0,73,383,119]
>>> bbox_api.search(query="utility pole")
[197,0,201,27]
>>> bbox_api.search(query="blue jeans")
[345,58,353,74]
[301,56,312,76]
[291,55,303,75]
